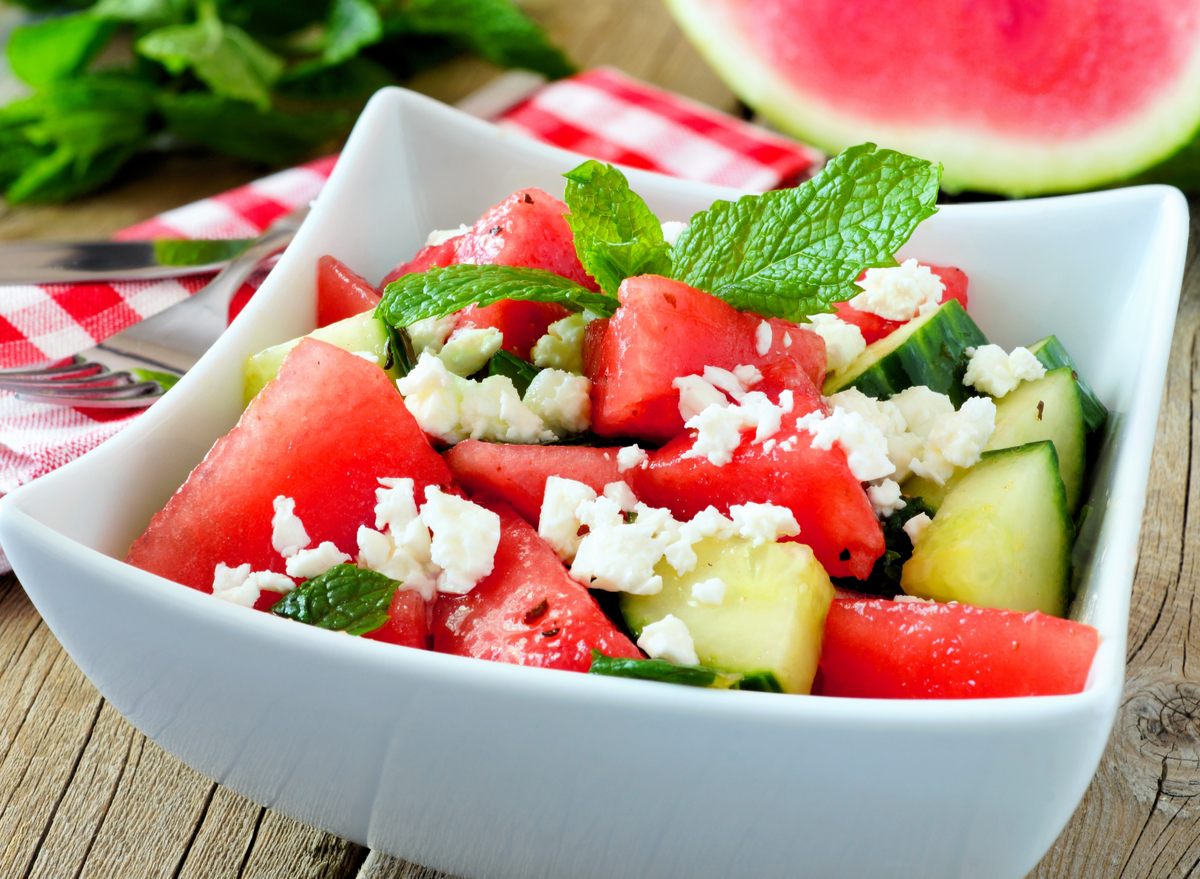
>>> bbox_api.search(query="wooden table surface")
[0,2,1197,876]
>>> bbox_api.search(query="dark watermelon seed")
[488,226,503,236]
[524,599,549,624]
[839,548,851,561]
[541,628,560,638]
[522,193,534,204]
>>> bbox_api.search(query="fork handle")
[103,208,310,371]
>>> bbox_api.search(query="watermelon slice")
[126,338,457,604]
[317,255,380,328]
[443,440,624,525]
[834,264,969,344]
[586,275,827,442]
[816,597,1100,698]
[430,499,642,671]
[665,0,1200,195]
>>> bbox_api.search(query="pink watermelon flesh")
[125,338,457,603]
[733,0,1200,138]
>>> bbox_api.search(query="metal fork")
[0,207,309,408]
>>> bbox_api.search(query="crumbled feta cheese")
[250,570,296,594]
[825,388,918,481]
[531,314,588,374]
[903,512,933,545]
[397,352,553,445]
[733,364,763,387]
[729,502,800,545]
[849,259,944,321]
[703,364,762,402]
[681,404,747,467]
[674,374,728,421]
[663,506,736,574]
[963,344,1047,397]
[407,314,459,355]
[426,224,470,247]
[286,541,352,579]
[212,562,255,607]
[523,369,592,436]
[783,333,792,348]
[740,390,792,444]
[762,438,777,453]
[755,320,772,356]
[603,481,639,511]
[691,577,727,606]
[892,593,935,604]
[352,350,380,364]
[637,614,699,666]
[660,221,689,246]
[271,495,309,558]
[356,524,438,601]
[617,444,648,472]
[538,477,597,562]
[570,497,677,595]
[795,407,895,482]
[889,386,954,439]
[374,477,419,534]
[909,396,997,485]
[438,327,504,377]
[867,479,905,517]
[808,313,866,374]
[421,486,501,595]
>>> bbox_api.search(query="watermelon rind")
[665,0,1200,196]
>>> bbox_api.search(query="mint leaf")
[562,160,672,297]
[271,564,398,636]
[830,496,936,598]
[137,3,284,110]
[7,14,118,88]
[378,265,617,328]
[588,651,743,689]
[488,349,541,396]
[400,0,574,80]
[324,0,383,65]
[672,143,941,321]
[93,0,188,24]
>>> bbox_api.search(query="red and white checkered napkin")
[0,68,821,568]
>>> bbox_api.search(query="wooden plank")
[357,850,460,879]
[239,809,364,879]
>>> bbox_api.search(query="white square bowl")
[0,87,1188,879]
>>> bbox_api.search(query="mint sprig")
[271,564,398,636]
[377,264,617,328]
[588,651,743,689]
[563,160,673,296]
[488,349,542,396]
[671,143,941,321]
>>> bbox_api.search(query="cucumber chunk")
[901,441,1072,617]
[1026,335,1107,434]
[244,312,398,403]
[619,537,833,695]
[902,367,1087,512]
[822,299,988,407]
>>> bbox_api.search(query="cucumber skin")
[1027,335,1107,435]
[826,299,988,408]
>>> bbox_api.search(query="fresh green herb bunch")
[0,0,572,203]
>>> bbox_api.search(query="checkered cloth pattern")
[0,69,822,570]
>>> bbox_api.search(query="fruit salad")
[126,144,1101,699]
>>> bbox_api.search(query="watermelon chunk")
[363,588,429,650]
[816,597,1100,698]
[457,300,572,361]
[833,264,970,344]
[430,499,641,671]
[317,255,381,328]
[379,236,461,289]
[629,358,885,580]
[126,338,457,604]
[586,275,827,442]
[443,440,625,525]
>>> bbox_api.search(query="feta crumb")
[703,365,750,401]
[892,593,935,604]
[352,350,380,364]
[603,481,639,511]
[963,344,1047,397]
[421,486,501,595]
[762,438,777,453]
[825,388,918,481]
[755,320,772,356]
[663,506,736,574]
[538,477,597,562]
[681,403,747,467]
[523,369,592,436]
[438,327,504,377]
[637,614,699,666]
[570,497,677,595]
[212,562,255,607]
[733,364,763,387]
[849,259,944,321]
[271,496,310,558]
[909,396,997,485]
[407,314,459,355]
[867,479,905,517]
[660,221,689,246]
[674,374,728,421]
[357,479,440,604]
[426,224,470,247]
[783,333,792,348]
[808,313,866,374]
[691,577,727,606]
[794,407,895,482]
[617,445,648,473]
[374,477,419,534]
[889,386,954,439]
[531,314,588,374]
[286,542,352,579]
[248,570,296,595]
[903,512,933,545]
[729,502,800,546]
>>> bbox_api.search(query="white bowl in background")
[0,87,1188,879]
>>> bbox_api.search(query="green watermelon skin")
[666,0,1200,195]
[125,338,457,601]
